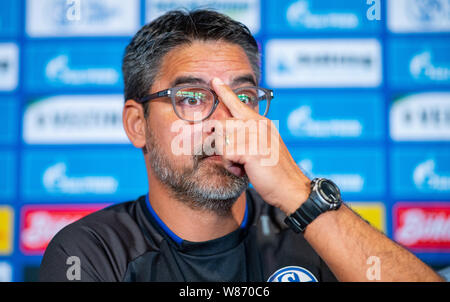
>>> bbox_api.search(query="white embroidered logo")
[268,266,318,282]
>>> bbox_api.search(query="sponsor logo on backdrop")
[390,92,450,141]
[0,262,12,282]
[291,147,384,197]
[20,205,107,254]
[392,147,450,197]
[388,0,450,33]
[413,159,450,192]
[298,159,364,193]
[23,149,148,201]
[348,202,386,232]
[0,43,18,91]
[265,39,382,88]
[267,0,380,33]
[45,54,119,86]
[394,203,450,250]
[286,0,358,29]
[287,105,362,138]
[410,51,450,82]
[389,39,450,87]
[25,42,125,91]
[271,92,383,141]
[26,0,140,36]
[23,95,128,144]
[43,162,118,194]
[0,206,13,255]
[146,0,260,34]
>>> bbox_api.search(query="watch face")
[318,179,341,203]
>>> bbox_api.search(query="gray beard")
[145,128,249,216]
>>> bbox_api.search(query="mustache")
[192,138,246,180]
[193,137,219,162]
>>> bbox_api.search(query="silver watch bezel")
[311,178,342,211]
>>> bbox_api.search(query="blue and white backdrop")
[0,0,449,281]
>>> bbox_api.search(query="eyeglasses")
[137,85,274,122]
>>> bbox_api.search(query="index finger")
[211,77,258,119]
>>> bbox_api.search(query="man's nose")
[201,100,234,136]
[209,99,234,121]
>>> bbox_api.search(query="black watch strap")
[284,196,324,233]
[284,178,342,233]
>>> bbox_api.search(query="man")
[39,9,443,282]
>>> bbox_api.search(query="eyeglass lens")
[173,87,269,121]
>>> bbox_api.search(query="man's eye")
[237,94,253,104]
[176,91,207,106]
[180,97,202,106]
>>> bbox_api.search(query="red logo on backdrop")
[394,203,450,251]
[20,204,108,255]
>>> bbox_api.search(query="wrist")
[281,180,311,216]
[284,178,343,234]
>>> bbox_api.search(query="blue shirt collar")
[145,193,249,245]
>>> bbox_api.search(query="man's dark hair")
[122,9,261,116]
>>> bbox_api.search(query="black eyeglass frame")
[136,85,274,122]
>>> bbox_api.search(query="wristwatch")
[284,178,343,233]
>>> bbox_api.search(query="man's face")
[144,40,256,214]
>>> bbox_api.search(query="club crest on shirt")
[267,266,318,282]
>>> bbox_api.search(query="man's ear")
[123,99,147,149]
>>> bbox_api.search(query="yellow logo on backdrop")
[348,202,386,233]
[0,206,13,255]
